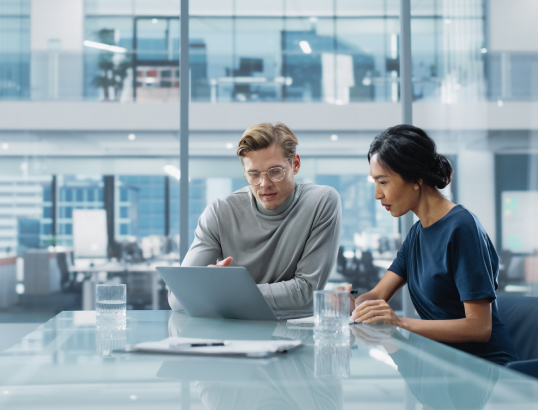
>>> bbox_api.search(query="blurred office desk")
[1,311,537,410]
[71,261,179,310]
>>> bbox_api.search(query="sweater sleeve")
[257,188,342,309]
[168,202,223,311]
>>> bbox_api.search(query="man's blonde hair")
[237,122,298,163]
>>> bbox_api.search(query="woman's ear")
[414,179,423,190]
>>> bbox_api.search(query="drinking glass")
[96,284,126,330]
[313,290,350,342]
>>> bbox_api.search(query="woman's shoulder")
[446,205,489,239]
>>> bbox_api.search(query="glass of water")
[313,290,350,342]
[96,284,126,330]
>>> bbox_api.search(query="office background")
[0,0,537,324]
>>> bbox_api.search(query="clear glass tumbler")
[313,290,350,343]
[96,284,126,330]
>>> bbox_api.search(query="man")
[168,122,342,311]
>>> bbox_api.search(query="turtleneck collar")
[254,183,298,216]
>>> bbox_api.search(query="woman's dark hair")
[368,124,453,189]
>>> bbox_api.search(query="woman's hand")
[352,299,402,326]
[334,284,355,315]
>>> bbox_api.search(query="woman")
[343,124,518,365]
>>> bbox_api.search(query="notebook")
[123,337,302,358]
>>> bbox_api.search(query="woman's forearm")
[398,316,492,343]
[355,290,381,306]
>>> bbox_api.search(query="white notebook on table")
[123,337,302,358]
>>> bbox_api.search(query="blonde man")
[168,122,342,311]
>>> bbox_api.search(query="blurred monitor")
[73,209,107,258]
[17,218,40,255]
[502,191,538,254]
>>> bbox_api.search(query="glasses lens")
[268,168,285,181]
[245,173,261,185]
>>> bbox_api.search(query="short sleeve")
[450,218,498,302]
[389,229,413,281]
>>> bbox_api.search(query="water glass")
[314,341,351,379]
[96,284,126,330]
[313,290,350,342]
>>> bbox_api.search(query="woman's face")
[369,153,421,217]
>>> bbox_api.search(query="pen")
[171,342,225,348]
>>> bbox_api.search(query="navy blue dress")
[389,205,518,365]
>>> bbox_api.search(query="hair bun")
[435,155,453,189]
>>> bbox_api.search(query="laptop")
[157,266,312,321]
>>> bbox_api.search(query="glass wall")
[0,0,537,323]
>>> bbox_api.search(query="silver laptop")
[157,266,312,321]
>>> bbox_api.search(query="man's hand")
[352,299,402,326]
[335,284,355,315]
[208,256,233,267]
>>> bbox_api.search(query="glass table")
[0,311,537,409]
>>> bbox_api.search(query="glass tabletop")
[0,311,537,409]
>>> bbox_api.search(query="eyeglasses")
[244,166,287,186]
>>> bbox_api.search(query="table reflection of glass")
[96,327,126,358]
[314,341,350,379]
[0,311,537,410]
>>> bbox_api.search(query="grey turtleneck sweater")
[168,182,342,311]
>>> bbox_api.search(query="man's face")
[242,144,300,210]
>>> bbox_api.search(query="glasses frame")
[243,165,288,186]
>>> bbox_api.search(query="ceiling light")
[497,99,504,107]
[1,143,8,149]
[330,134,338,141]
[299,41,312,54]
[481,48,488,54]
[444,19,451,25]
[83,40,127,53]
[164,165,181,180]
[343,251,355,258]
[226,142,233,149]
[368,176,375,183]
[152,19,158,24]
[128,134,136,141]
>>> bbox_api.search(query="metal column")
[180,0,190,262]
[399,0,416,320]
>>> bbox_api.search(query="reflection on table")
[0,311,537,409]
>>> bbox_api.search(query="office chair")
[497,295,538,378]
[336,246,346,275]
[57,252,73,291]
[360,251,380,289]
[497,250,512,291]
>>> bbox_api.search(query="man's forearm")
[168,290,184,311]
[258,280,313,310]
